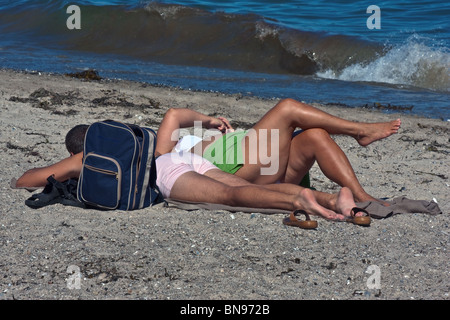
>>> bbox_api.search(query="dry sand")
[0,69,448,301]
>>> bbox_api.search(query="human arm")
[155,108,233,156]
[15,152,83,188]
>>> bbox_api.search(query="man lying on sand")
[15,99,401,223]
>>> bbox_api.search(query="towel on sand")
[166,196,442,219]
[355,196,442,219]
[164,198,290,215]
[11,177,442,218]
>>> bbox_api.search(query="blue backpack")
[77,120,160,210]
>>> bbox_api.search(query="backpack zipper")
[84,164,118,178]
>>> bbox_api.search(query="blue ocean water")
[0,0,448,119]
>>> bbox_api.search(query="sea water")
[0,0,448,119]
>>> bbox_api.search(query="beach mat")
[12,178,442,218]
[355,196,442,219]
[164,197,442,219]
[164,198,290,215]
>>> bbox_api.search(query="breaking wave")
[317,36,450,92]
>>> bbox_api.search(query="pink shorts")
[156,152,218,198]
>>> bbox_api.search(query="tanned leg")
[206,168,339,215]
[170,170,346,220]
[273,98,401,146]
[283,128,379,203]
[234,98,393,202]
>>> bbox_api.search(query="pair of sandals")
[283,208,371,229]
[25,175,85,209]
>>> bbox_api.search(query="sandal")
[25,175,85,209]
[283,210,318,229]
[346,207,371,226]
[25,178,61,208]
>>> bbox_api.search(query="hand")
[209,116,234,133]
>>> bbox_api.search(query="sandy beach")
[0,68,448,301]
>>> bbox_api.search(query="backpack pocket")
[78,153,122,209]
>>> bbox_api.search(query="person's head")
[65,124,88,155]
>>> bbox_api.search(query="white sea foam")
[317,36,450,92]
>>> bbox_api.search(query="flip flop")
[346,207,371,226]
[283,210,318,229]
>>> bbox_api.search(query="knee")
[301,128,332,144]
[277,98,300,112]
[163,107,178,120]
[276,98,310,117]
[221,186,240,207]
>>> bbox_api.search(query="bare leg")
[273,99,401,146]
[235,98,400,183]
[170,170,345,220]
[170,171,293,210]
[235,98,389,202]
[283,128,378,203]
[207,168,339,214]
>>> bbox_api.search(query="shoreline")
[0,68,448,300]
[5,67,448,121]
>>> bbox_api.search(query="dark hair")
[65,124,88,154]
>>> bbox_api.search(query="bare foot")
[356,119,401,146]
[354,192,380,203]
[335,187,357,217]
[295,188,345,221]
[354,192,390,206]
